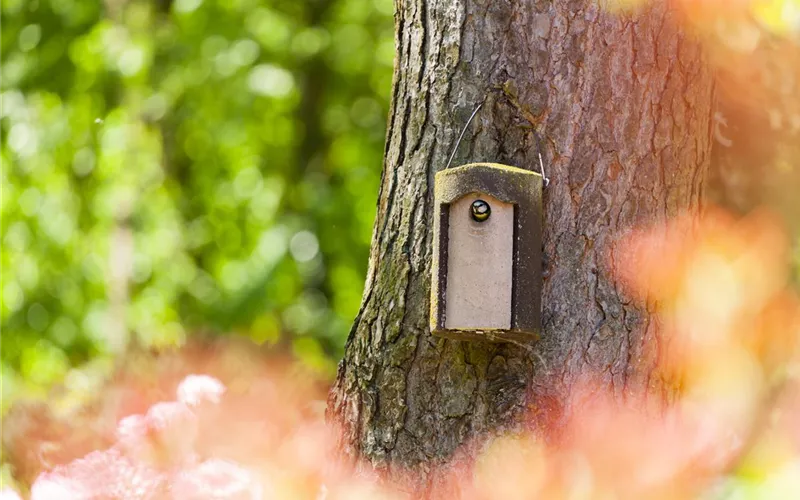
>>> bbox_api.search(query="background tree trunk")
[328,0,714,491]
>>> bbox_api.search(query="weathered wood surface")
[445,193,514,331]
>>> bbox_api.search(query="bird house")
[430,163,543,343]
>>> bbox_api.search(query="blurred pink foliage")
[0,488,24,500]
[31,449,164,500]
[29,375,260,500]
[7,208,800,499]
[176,376,226,407]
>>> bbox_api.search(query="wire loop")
[444,98,550,187]
[445,102,484,170]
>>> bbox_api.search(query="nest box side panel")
[445,193,513,330]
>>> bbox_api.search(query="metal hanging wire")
[531,127,550,187]
[444,99,550,187]
[445,102,485,170]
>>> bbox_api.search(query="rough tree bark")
[328,0,715,492]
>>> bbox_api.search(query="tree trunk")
[328,0,714,491]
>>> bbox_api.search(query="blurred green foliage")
[1,0,394,411]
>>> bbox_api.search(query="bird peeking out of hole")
[471,199,491,222]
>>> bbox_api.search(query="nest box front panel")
[445,193,513,330]
[431,163,543,343]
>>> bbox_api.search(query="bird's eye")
[471,199,491,222]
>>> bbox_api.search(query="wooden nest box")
[430,163,543,343]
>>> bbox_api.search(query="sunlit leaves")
[2,0,392,408]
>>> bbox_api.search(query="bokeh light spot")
[8,123,37,157]
[289,231,319,263]
[174,0,204,14]
[18,24,41,52]
[248,64,294,97]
